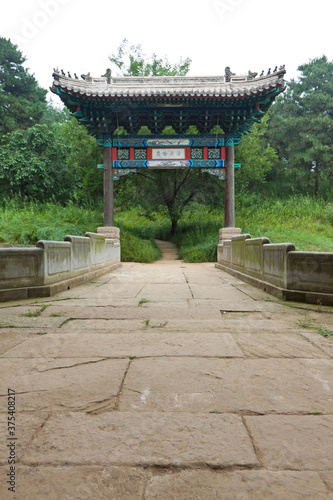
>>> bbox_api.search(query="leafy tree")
[0,37,47,135]
[267,55,333,196]
[0,125,69,200]
[40,102,68,126]
[109,39,191,77]
[235,111,279,193]
[52,116,103,203]
[0,120,102,203]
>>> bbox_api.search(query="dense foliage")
[1,196,332,262]
[266,55,333,197]
[0,37,47,135]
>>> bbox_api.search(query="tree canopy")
[109,39,191,77]
[0,37,47,135]
[267,55,333,196]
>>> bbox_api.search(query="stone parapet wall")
[0,232,121,301]
[217,234,333,305]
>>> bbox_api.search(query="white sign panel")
[152,148,186,160]
[147,160,190,168]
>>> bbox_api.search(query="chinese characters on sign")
[152,148,186,160]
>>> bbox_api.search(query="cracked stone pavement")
[1,246,333,499]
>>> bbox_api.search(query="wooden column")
[103,139,114,226]
[224,138,235,227]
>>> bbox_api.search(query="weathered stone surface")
[137,283,193,301]
[233,332,330,358]
[145,470,333,499]
[219,311,307,332]
[60,318,160,333]
[189,299,262,312]
[301,331,333,358]
[0,412,48,465]
[48,298,141,308]
[120,358,333,413]
[37,303,229,319]
[190,284,255,301]
[245,415,333,470]
[1,466,145,500]
[0,313,64,329]
[76,283,146,299]
[0,329,41,355]
[23,412,259,467]
[61,318,240,333]
[0,259,332,497]
[0,358,128,411]
[106,262,187,284]
[321,471,333,492]
[2,331,244,359]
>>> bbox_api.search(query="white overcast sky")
[1,0,332,105]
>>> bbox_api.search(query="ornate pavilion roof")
[51,67,286,136]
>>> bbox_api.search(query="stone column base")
[97,226,120,241]
[219,227,241,244]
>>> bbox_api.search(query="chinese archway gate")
[51,67,286,238]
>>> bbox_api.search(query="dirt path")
[1,261,333,499]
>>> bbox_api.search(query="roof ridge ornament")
[248,70,258,80]
[225,66,235,82]
[81,72,92,82]
[102,68,112,84]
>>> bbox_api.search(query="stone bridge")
[1,240,333,498]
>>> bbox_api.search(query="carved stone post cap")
[97,226,120,239]
[219,227,241,243]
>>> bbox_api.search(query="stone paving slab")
[37,303,229,320]
[1,331,244,359]
[0,314,64,329]
[22,412,259,468]
[0,412,48,466]
[145,470,333,499]
[119,358,333,413]
[0,329,42,355]
[60,316,313,334]
[245,415,333,470]
[137,283,193,301]
[76,283,146,299]
[1,466,145,500]
[219,311,309,332]
[189,299,265,312]
[321,471,333,491]
[59,318,165,333]
[61,318,241,333]
[190,284,256,301]
[0,358,128,411]
[301,330,333,358]
[44,298,143,308]
[232,331,330,358]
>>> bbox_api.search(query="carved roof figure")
[225,66,235,82]
[81,72,92,82]
[248,70,258,80]
[102,68,112,84]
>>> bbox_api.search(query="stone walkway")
[1,256,333,499]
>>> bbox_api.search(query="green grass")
[0,199,102,245]
[0,195,332,263]
[0,198,162,263]
[120,231,162,263]
[22,304,48,317]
